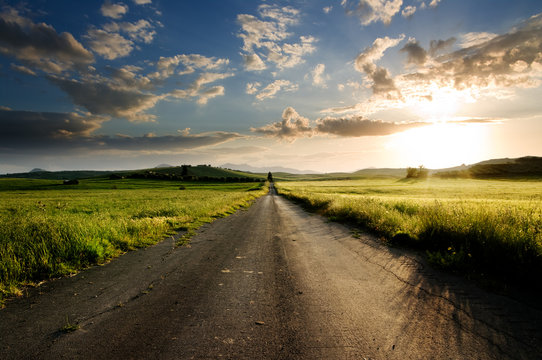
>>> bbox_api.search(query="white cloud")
[401,5,416,18]
[459,32,498,48]
[170,72,234,105]
[242,53,266,71]
[251,107,312,140]
[253,80,298,100]
[246,82,261,94]
[343,0,403,26]
[237,5,316,71]
[355,35,405,70]
[101,2,129,19]
[11,63,37,76]
[152,54,229,79]
[310,63,327,87]
[85,28,133,60]
[103,19,156,44]
[428,0,441,8]
[133,0,151,4]
[323,6,333,14]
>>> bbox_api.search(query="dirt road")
[1,186,541,359]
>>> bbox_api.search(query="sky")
[1,0,542,173]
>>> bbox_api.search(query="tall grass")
[276,179,542,291]
[0,179,267,303]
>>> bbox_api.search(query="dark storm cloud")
[400,39,427,65]
[251,107,428,140]
[0,7,94,73]
[48,76,163,122]
[316,116,428,136]
[0,109,243,154]
[250,107,313,141]
[0,109,107,150]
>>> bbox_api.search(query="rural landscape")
[2,0,542,358]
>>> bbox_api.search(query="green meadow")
[0,178,267,304]
[275,178,542,291]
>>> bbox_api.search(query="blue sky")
[1,0,542,173]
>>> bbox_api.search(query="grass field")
[0,178,267,304]
[275,178,542,291]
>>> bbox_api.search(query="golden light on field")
[389,122,488,169]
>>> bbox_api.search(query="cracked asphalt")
[1,186,541,359]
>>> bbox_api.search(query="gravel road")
[1,185,541,359]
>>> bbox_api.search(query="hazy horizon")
[2,1,542,174]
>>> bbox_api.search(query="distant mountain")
[220,163,318,174]
[30,168,46,172]
[434,156,542,178]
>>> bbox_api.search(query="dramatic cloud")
[325,13,542,118]
[355,35,405,98]
[0,108,242,154]
[251,107,313,140]
[343,0,403,26]
[237,5,316,71]
[400,38,427,65]
[408,13,542,91]
[99,131,243,152]
[316,116,427,136]
[251,107,429,140]
[429,37,456,56]
[49,76,164,122]
[85,18,156,60]
[252,79,298,100]
[0,109,107,149]
[101,2,129,19]
[0,7,94,73]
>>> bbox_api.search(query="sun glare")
[389,122,488,169]
[410,87,464,122]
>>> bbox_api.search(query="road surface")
[1,185,541,359]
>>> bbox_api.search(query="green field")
[275,178,542,291]
[0,178,267,304]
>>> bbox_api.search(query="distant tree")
[267,172,273,182]
[418,165,428,179]
[405,166,428,179]
[406,167,417,178]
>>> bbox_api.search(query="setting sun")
[389,122,488,169]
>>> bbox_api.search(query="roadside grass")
[0,178,267,305]
[275,178,542,292]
